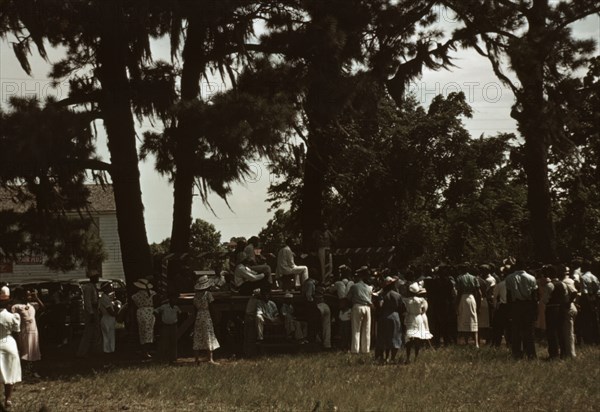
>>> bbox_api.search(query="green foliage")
[189,218,222,258]
[141,59,298,205]
[552,56,600,260]
[265,86,529,264]
[150,219,222,269]
[258,209,300,253]
[15,346,600,411]
[0,97,106,271]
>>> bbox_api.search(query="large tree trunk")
[299,7,346,249]
[169,16,207,255]
[521,118,556,262]
[97,1,152,292]
[510,0,557,262]
[300,130,326,249]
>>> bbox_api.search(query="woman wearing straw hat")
[0,286,21,408]
[131,279,157,359]
[376,276,405,363]
[192,275,220,365]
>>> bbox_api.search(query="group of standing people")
[76,270,122,358]
[127,275,219,365]
[236,249,598,364]
[0,284,43,408]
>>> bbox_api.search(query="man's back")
[505,270,537,302]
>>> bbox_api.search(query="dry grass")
[15,345,600,411]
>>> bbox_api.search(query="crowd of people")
[222,236,599,362]
[0,284,44,407]
[1,233,599,408]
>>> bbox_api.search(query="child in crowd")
[155,294,181,363]
[281,293,307,343]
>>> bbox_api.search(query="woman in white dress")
[11,287,43,377]
[402,283,433,363]
[0,286,21,408]
[131,279,157,359]
[192,275,220,365]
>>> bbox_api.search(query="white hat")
[384,276,396,287]
[194,275,211,291]
[0,286,9,301]
[133,279,153,290]
[409,282,424,295]
[284,292,294,299]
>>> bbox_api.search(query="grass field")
[16,344,600,411]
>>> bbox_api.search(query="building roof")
[0,184,116,213]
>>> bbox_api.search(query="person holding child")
[193,275,220,364]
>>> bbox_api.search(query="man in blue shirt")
[347,267,373,354]
[505,260,538,359]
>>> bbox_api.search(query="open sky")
[1,11,598,244]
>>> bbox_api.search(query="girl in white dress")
[402,283,433,363]
[0,286,21,408]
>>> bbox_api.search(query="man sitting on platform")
[234,256,269,295]
[244,236,273,284]
[276,238,309,291]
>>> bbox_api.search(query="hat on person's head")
[284,292,294,299]
[0,286,10,301]
[383,276,396,287]
[409,282,426,295]
[194,275,211,291]
[133,278,153,290]
[356,266,370,276]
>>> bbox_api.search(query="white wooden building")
[0,185,125,283]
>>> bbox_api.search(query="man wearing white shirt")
[276,238,309,289]
[234,257,268,295]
